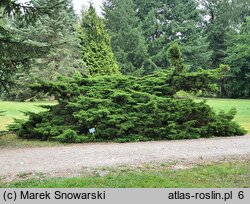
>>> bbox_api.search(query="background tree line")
[0,0,249,99]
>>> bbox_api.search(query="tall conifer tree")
[223,17,250,97]
[103,0,148,75]
[27,0,80,80]
[134,0,210,71]
[2,0,80,100]
[200,0,250,69]
[78,4,120,76]
[0,3,46,92]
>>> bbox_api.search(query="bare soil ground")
[0,135,249,180]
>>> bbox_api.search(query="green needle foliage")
[223,17,250,98]
[103,0,148,75]
[9,44,246,143]
[0,0,79,99]
[0,7,47,92]
[167,42,185,73]
[78,4,120,76]
[132,0,210,71]
[0,0,70,92]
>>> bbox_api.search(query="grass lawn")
[0,134,63,149]
[0,101,59,148]
[199,98,250,132]
[0,161,249,188]
[0,100,56,131]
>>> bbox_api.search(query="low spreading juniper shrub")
[9,68,247,143]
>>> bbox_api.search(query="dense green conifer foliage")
[1,0,249,98]
[78,5,120,76]
[103,0,148,75]
[10,44,246,142]
[223,17,250,98]
[101,0,249,98]
[133,0,210,71]
[167,42,185,73]
[200,0,250,69]
[0,6,46,92]
[0,0,70,93]
[1,0,80,100]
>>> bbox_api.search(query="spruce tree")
[78,4,120,76]
[103,0,148,75]
[1,3,42,93]
[134,0,210,71]
[200,0,230,69]
[28,0,80,80]
[223,17,250,98]
[2,0,81,100]
[200,0,250,69]
[0,0,68,92]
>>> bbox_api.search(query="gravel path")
[0,135,249,177]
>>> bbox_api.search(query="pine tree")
[78,4,120,76]
[103,0,148,75]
